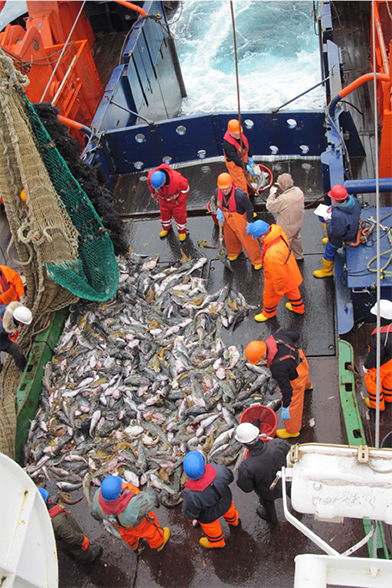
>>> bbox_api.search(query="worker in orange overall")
[363,300,392,411]
[0,265,25,305]
[182,450,240,549]
[92,475,170,552]
[147,163,190,241]
[223,119,256,195]
[213,173,262,270]
[248,220,304,321]
[245,333,312,438]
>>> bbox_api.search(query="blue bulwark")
[334,249,354,335]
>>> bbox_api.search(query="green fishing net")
[25,96,119,301]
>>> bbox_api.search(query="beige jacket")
[266,186,304,240]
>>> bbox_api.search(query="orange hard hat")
[228,119,242,134]
[217,173,232,189]
[20,189,26,202]
[245,340,267,365]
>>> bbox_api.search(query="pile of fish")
[24,254,277,509]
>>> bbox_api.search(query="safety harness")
[98,487,136,528]
[266,336,300,369]
[224,130,249,158]
[216,185,236,213]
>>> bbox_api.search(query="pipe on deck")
[345,178,392,193]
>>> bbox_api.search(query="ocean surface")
[169,0,325,115]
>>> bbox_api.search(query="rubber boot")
[322,223,328,244]
[179,233,186,242]
[313,258,334,278]
[253,263,262,270]
[159,228,172,238]
[157,527,170,551]
[229,254,239,261]
[199,537,225,549]
[254,312,270,322]
[276,428,300,439]
[90,544,103,561]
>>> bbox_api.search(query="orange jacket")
[262,225,302,294]
[0,265,24,305]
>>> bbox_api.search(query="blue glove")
[216,209,225,224]
[246,222,252,235]
[248,157,255,166]
[246,164,257,178]
[281,406,291,421]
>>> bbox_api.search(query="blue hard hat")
[101,476,123,501]
[39,488,48,502]
[151,170,165,190]
[249,219,270,239]
[184,451,205,480]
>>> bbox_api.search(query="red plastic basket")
[239,404,278,441]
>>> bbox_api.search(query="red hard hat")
[328,185,348,201]
[245,340,267,365]
[228,119,242,134]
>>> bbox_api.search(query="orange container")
[239,404,278,441]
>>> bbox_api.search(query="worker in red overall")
[213,173,262,269]
[92,475,170,552]
[0,265,25,305]
[248,219,304,321]
[363,300,392,411]
[245,332,312,438]
[223,119,256,195]
[147,163,190,241]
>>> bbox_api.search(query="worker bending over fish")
[0,302,31,371]
[363,300,392,411]
[148,163,190,241]
[235,423,291,523]
[248,220,304,321]
[182,450,239,548]
[92,475,170,552]
[245,332,312,438]
[213,173,262,270]
[223,119,256,195]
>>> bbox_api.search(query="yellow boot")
[179,233,186,242]
[229,254,239,261]
[322,223,328,245]
[199,537,225,549]
[254,312,270,322]
[313,258,334,278]
[276,429,300,439]
[159,229,171,238]
[157,527,170,551]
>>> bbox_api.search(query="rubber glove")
[362,365,369,374]
[246,164,257,177]
[281,406,291,421]
[216,209,225,224]
[246,222,253,235]
[81,535,90,551]
[248,157,255,166]
[269,185,278,197]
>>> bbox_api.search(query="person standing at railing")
[147,164,190,242]
[223,119,256,195]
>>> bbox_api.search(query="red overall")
[216,184,262,265]
[261,225,304,317]
[147,163,189,235]
[365,325,392,411]
[223,131,250,194]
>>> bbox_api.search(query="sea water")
[169,0,325,114]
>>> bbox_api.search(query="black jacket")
[268,330,301,408]
[236,439,290,501]
[182,464,234,524]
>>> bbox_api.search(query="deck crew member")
[147,163,190,241]
[363,300,392,411]
[0,302,31,371]
[39,488,103,564]
[248,220,304,321]
[266,173,305,260]
[314,184,361,278]
[182,450,239,549]
[0,264,25,304]
[245,333,312,438]
[223,119,256,195]
[92,475,170,552]
[235,422,290,523]
[213,173,262,269]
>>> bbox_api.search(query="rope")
[229,1,245,173]
[366,227,392,277]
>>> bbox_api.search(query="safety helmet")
[183,451,205,480]
[248,219,270,239]
[235,423,260,445]
[245,340,267,365]
[217,173,232,190]
[151,170,166,190]
[38,488,48,502]
[228,119,242,134]
[328,184,348,201]
[371,299,392,320]
[13,306,32,325]
[101,476,123,501]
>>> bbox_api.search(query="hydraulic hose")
[329,72,391,118]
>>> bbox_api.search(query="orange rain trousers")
[365,359,392,411]
[262,279,304,318]
[283,349,311,434]
[199,501,239,548]
[115,511,164,550]
[222,211,262,266]
[225,159,249,194]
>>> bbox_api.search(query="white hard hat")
[371,300,392,321]
[235,422,260,444]
[13,306,32,325]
